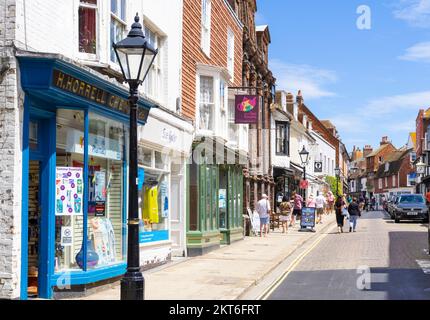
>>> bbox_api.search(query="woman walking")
[327,191,335,215]
[335,195,346,234]
[290,191,303,227]
[348,197,362,232]
[279,196,292,233]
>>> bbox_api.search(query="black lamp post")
[113,13,158,301]
[299,145,310,202]
[335,167,341,197]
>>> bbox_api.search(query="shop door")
[22,114,56,300]
[170,164,185,257]
[27,160,41,297]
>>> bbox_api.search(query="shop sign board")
[139,230,169,244]
[235,95,259,124]
[301,207,316,228]
[53,69,149,122]
[314,161,323,173]
[55,167,84,216]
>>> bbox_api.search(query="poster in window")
[55,167,84,216]
[91,218,117,267]
[235,95,259,124]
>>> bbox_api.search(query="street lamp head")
[113,13,158,86]
[335,167,341,178]
[299,146,310,166]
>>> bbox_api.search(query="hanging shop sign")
[235,95,259,124]
[300,179,309,190]
[53,69,149,122]
[314,161,323,173]
[55,167,84,216]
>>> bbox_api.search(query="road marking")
[257,226,334,300]
[416,260,430,274]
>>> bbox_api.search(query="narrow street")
[267,211,430,300]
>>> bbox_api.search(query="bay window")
[79,0,98,55]
[199,76,215,131]
[228,99,238,144]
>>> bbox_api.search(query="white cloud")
[399,41,430,62]
[270,59,338,99]
[393,0,430,27]
[362,90,430,115]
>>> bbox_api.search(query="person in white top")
[315,191,327,224]
[256,194,271,237]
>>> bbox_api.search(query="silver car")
[393,194,429,223]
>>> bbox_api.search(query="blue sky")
[257,0,430,152]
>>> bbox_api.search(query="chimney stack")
[296,90,303,106]
[380,136,389,146]
[363,145,373,158]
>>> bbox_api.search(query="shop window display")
[55,110,127,272]
[138,147,170,243]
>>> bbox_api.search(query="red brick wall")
[416,110,424,156]
[182,0,243,121]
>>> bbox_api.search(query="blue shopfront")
[18,55,157,300]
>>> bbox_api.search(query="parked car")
[387,196,399,219]
[392,194,429,223]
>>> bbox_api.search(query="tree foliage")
[325,176,343,196]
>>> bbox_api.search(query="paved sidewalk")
[72,214,337,300]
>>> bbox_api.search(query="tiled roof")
[366,144,390,158]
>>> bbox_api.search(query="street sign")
[314,161,323,173]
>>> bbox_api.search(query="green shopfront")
[187,138,244,256]
[18,55,156,300]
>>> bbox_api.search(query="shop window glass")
[55,110,86,272]
[86,113,127,268]
[110,0,126,63]
[142,26,162,101]
[199,76,214,131]
[79,0,98,55]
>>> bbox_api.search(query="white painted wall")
[15,0,183,113]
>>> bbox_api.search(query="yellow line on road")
[257,225,335,300]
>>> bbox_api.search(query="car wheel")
[423,218,429,223]
[395,218,400,223]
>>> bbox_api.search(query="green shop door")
[219,166,244,245]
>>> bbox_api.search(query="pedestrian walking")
[307,194,316,208]
[290,191,303,227]
[256,194,271,237]
[279,196,292,233]
[315,191,326,224]
[335,195,346,234]
[327,191,335,215]
[348,197,362,233]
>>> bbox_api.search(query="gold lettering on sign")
[78,82,85,96]
[90,87,97,101]
[65,77,73,91]
[56,72,65,88]
[85,85,91,99]
[72,80,80,94]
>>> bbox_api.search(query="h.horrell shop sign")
[53,69,148,122]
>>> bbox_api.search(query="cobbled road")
[268,211,430,300]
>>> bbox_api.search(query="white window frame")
[78,0,99,60]
[110,0,127,63]
[197,74,216,134]
[385,177,388,188]
[392,175,396,187]
[201,0,212,57]
[142,25,163,102]
[227,29,235,80]
[379,178,383,189]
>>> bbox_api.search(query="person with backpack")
[256,194,271,237]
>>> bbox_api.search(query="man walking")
[348,197,362,232]
[256,194,271,237]
[315,191,327,224]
